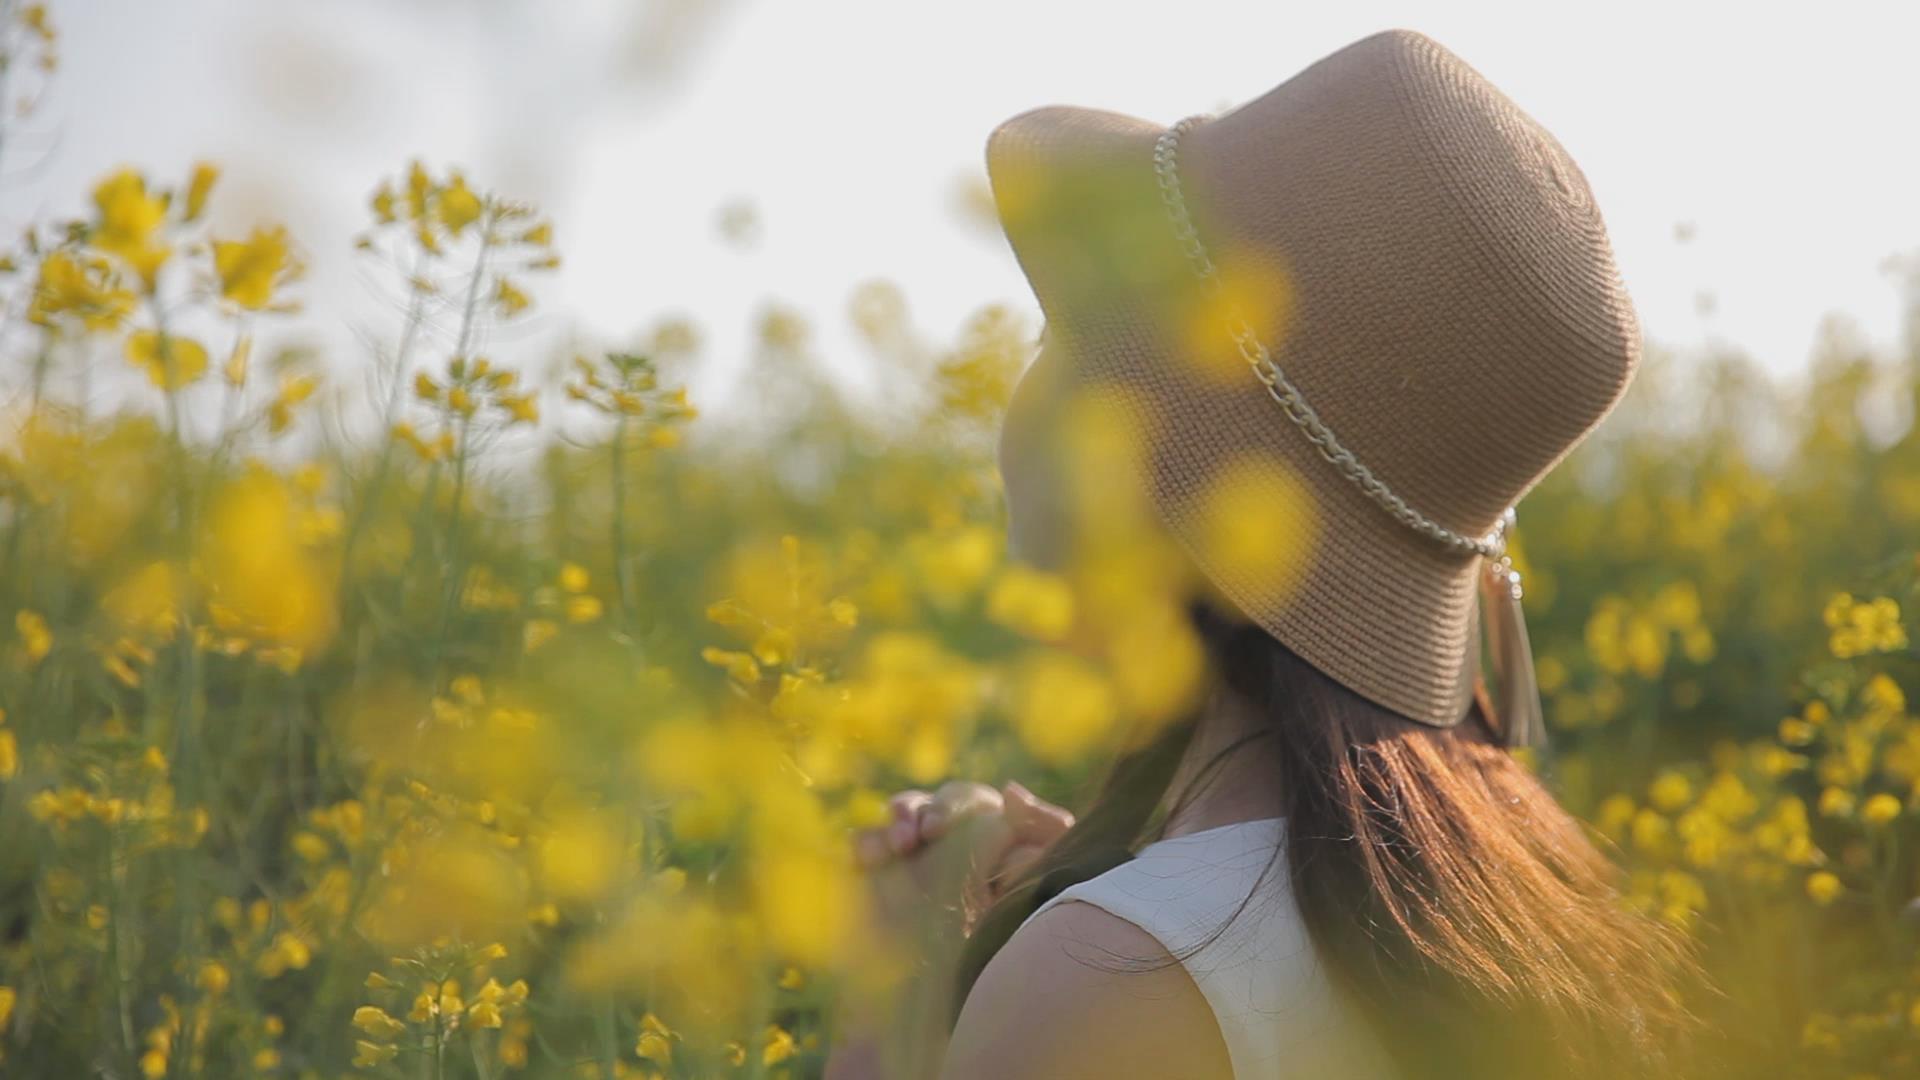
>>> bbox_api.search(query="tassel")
[1480,509,1547,752]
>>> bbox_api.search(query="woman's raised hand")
[852,779,1074,908]
[826,782,1074,1080]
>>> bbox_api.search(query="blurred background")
[13,0,1920,412]
[6,4,1920,1078]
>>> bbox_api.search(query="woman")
[837,28,1702,1080]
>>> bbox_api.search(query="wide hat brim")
[985,103,1484,730]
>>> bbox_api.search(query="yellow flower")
[523,618,559,653]
[495,276,530,317]
[0,985,14,1028]
[352,1005,405,1040]
[557,562,590,594]
[290,830,330,863]
[635,1012,675,1063]
[140,1049,167,1079]
[0,730,16,781]
[223,334,252,386]
[537,808,622,902]
[1817,786,1855,818]
[183,162,219,222]
[1778,716,1817,746]
[31,249,134,331]
[564,595,603,624]
[370,182,397,224]
[1648,770,1693,813]
[352,1040,398,1068]
[255,931,311,977]
[1805,870,1843,906]
[438,173,483,235]
[213,225,297,310]
[90,168,170,286]
[500,392,539,424]
[1822,592,1853,630]
[196,960,230,995]
[467,1000,503,1028]
[21,4,51,40]
[405,161,432,219]
[1188,454,1320,613]
[985,565,1076,642]
[763,1024,796,1066]
[268,374,318,435]
[1861,792,1903,826]
[1011,650,1115,767]
[1826,594,1909,658]
[125,330,209,390]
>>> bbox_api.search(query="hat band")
[1152,113,1512,563]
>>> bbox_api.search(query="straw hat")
[984,28,1639,732]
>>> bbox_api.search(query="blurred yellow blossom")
[213,225,300,310]
[29,249,133,331]
[1860,792,1902,826]
[125,330,209,390]
[15,609,51,663]
[1824,593,1907,658]
[1806,871,1843,906]
[437,172,483,235]
[90,168,169,287]
[1010,649,1115,767]
[985,564,1076,642]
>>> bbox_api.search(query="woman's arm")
[939,899,1234,1080]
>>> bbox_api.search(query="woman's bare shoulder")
[939,898,1233,1080]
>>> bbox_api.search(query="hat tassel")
[1479,521,1547,752]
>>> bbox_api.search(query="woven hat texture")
[984,27,1640,728]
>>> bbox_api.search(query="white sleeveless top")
[1017,817,1400,1080]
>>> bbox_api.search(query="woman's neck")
[1157,683,1287,840]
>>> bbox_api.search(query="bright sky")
[10,0,1920,418]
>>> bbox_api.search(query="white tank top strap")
[1018,817,1399,1080]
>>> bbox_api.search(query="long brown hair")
[954,597,1706,1079]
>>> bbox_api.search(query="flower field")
[5,10,1920,1079]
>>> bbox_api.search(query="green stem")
[594,1000,618,1080]
[421,219,495,681]
[428,410,474,681]
[340,253,431,580]
[610,413,631,627]
[108,826,137,1073]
